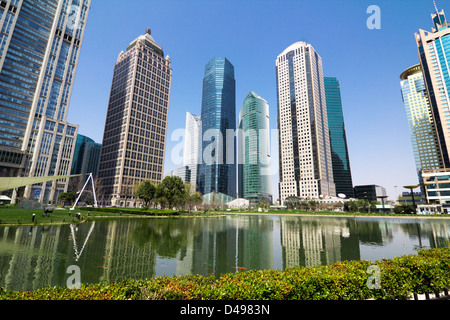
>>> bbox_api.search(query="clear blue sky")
[67,0,446,201]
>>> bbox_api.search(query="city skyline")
[66,1,448,201]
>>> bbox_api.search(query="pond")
[0,214,449,292]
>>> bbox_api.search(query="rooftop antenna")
[433,0,445,26]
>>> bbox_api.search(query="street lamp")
[403,185,419,214]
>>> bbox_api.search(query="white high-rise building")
[183,112,201,190]
[183,112,201,167]
[276,41,335,204]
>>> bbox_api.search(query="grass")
[0,207,80,225]
[0,206,219,226]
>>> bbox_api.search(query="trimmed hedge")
[1,248,449,300]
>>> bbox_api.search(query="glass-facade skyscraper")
[324,77,354,198]
[97,29,172,207]
[0,0,91,202]
[238,91,272,206]
[70,134,101,189]
[276,42,335,203]
[416,7,450,168]
[400,65,443,183]
[198,58,236,198]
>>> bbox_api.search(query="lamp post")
[404,185,419,214]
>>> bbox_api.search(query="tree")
[58,192,77,207]
[183,183,203,213]
[155,176,186,209]
[135,180,156,207]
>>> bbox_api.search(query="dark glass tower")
[70,134,101,186]
[324,77,354,198]
[198,58,236,198]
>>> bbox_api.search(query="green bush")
[1,248,449,300]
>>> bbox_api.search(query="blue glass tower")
[198,58,236,198]
[324,77,354,198]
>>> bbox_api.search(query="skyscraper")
[0,0,91,202]
[238,91,272,205]
[276,41,335,204]
[97,29,172,207]
[70,134,101,190]
[183,112,201,190]
[324,77,354,198]
[400,65,443,183]
[416,6,450,168]
[198,58,236,198]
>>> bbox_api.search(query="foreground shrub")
[1,248,449,300]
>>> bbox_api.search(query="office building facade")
[198,58,236,198]
[422,168,450,206]
[416,7,450,167]
[97,29,172,207]
[400,64,443,183]
[238,91,272,206]
[324,77,354,198]
[276,41,335,204]
[354,184,386,202]
[0,0,90,202]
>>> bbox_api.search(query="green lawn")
[0,207,89,225]
[0,206,210,226]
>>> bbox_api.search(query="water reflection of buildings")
[0,225,65,291]
[182,215,274,276]
[1,216,450,291]
[280,217,360,268]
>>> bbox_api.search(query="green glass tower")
[324,77,354,198]
[238,91,272,206]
